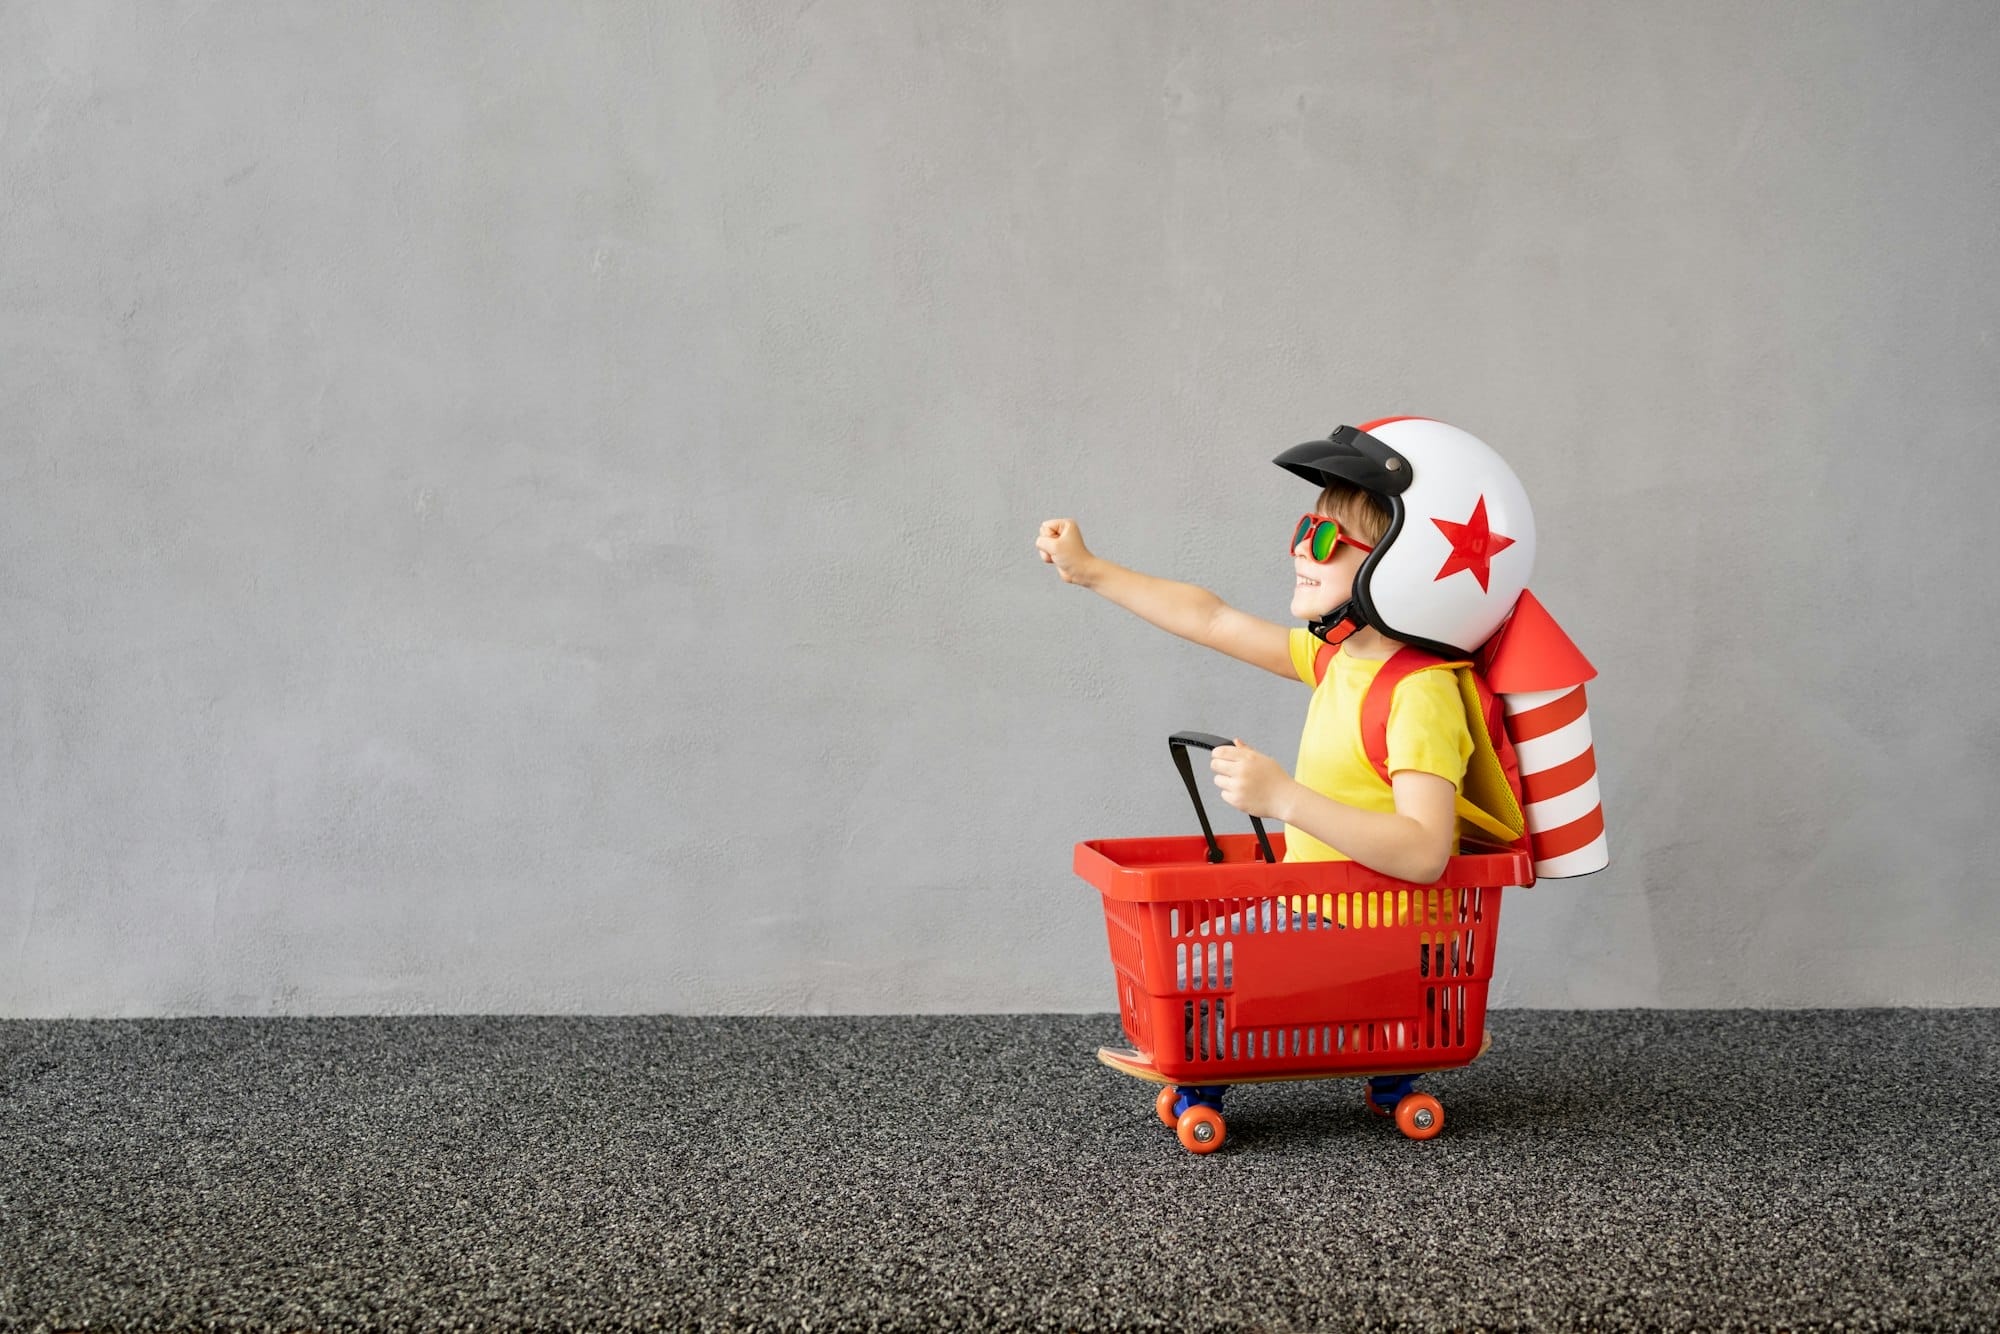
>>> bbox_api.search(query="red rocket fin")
[1478,589,1596,693]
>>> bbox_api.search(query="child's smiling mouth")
[1296,574,1321,588]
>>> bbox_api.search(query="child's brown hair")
[1316,483,1392,547]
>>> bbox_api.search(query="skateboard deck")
[1097,1027,1491,1086]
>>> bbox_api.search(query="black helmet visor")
[1272,425,1413,498]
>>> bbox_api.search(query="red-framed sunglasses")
[1292,513,1376,562]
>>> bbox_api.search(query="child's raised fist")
[1035,518,1096,586]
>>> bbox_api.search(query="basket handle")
[1168,731,1278,866]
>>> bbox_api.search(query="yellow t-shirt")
[1282,627,1473,863]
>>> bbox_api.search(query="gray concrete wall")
[5,1,1996,1016]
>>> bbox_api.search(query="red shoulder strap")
[1311,639,1338,686]
[1360,647,1449,786]
[1473,671,1526,815]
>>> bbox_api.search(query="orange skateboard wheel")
[1176,1104,1226,1154]
[1156,1086,1180,1127]
[1394,1093,1444,1140]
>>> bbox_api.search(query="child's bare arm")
[1276,770,1458,883]
[1037,518,1294,680]
[1211,742,1457,883]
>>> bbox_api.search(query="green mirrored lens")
[1293,516,1314,551]
[1312,520,1339,561]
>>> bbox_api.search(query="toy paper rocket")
[1478,591,1608,879]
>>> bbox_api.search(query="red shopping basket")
[1076,732,1534,1090]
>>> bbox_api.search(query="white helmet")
[1274,417,1536,657]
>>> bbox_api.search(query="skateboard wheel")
[1394,1093,1444,1141]
[1176,1104,1226,1154]
[1156,1086,1180,1127]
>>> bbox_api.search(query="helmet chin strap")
[1308,601,1365,645]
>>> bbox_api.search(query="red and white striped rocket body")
[1479,591,1609,879]
[1501,682,1607,877]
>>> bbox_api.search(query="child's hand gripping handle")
[1168,731,1278,865]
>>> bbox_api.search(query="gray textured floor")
[1,1010,1995,1332]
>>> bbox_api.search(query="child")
[1035,451,1478,885]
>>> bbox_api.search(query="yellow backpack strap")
[1454,786,1523,846]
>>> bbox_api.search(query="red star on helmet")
[1431,495,1516,592]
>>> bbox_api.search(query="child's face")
[1289,507,1369,621]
